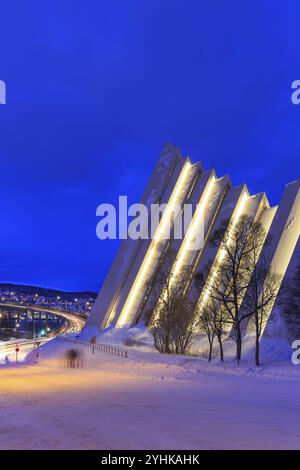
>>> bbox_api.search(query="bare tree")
[195,272,227,361]
[213,303,227,362]
[170,294,198,355]
[149,252,198,355]
[201,215,267,363]
[244,253,282,365]
[197,298,218,361]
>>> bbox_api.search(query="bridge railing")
[0,338,47,350]
[61,337,128,359]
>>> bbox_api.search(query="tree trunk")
[217,334,224,362]
[208,341,213,362]
[165,332,170,354]
[254,311,260,366]
[255,332,260,366]
[236,325,242,364]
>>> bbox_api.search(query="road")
[0,302,86,362]
[0,338,299,450]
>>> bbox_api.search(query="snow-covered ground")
[82,323,300,380]
[0,336,300,450]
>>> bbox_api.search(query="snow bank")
[76,323,300,381]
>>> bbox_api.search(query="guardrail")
[61,337,128,358]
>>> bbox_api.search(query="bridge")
[0,302,86,362]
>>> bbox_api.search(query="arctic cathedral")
[83,144,300,339]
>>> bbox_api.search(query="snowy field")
[0,337,300,450]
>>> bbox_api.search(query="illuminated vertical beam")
[239,204,277,335]
[171,175,216,280]
[150,174,218,323]
[117,160,192,327]
[198,189,249,307]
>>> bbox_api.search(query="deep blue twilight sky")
[0,1,300,292]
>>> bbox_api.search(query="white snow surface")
[82,323,295,364]
[0,333,300,450]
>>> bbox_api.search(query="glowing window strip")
[172,175,216,280]
[117,160,192,327]
[151,174,217,323]
[199,190,249,306]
